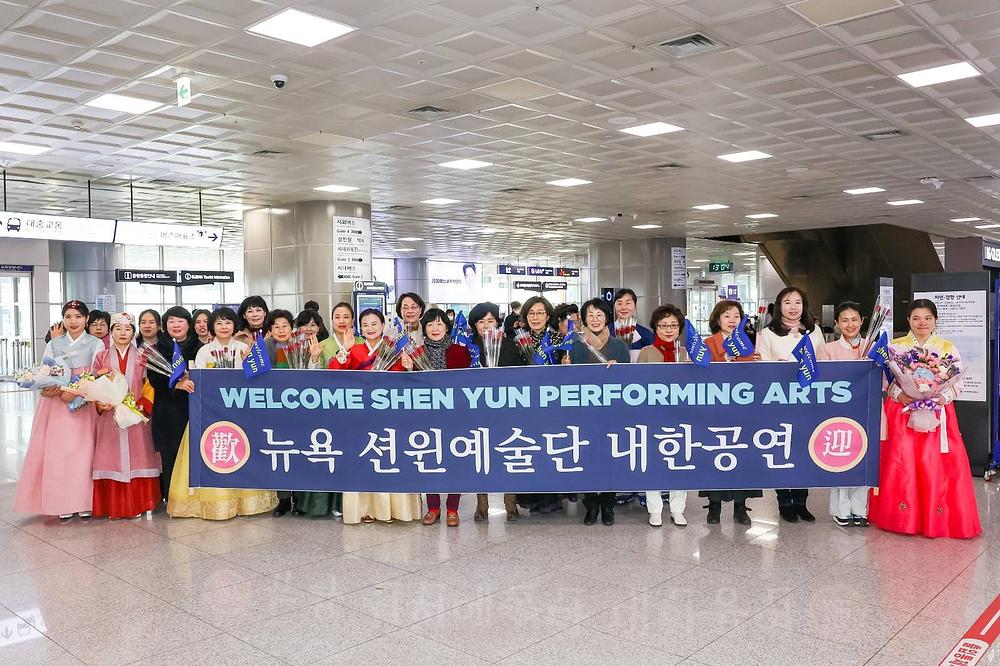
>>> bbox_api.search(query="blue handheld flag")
[168,341,187,388]
[722,316,755,358]
[684,319,711,367]
[242,334,272,378]
[867,331,889,367]
[792,334,819,387]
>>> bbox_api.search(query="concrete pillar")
[243,200,371,316]
[395,257,429,307]
[61,241,122,308]
[589,238,687,324]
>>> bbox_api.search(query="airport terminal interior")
[3,0,1000,664]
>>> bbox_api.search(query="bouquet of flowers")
[614,316,637,344]
[207,346,239,369]
[887,346,963,432]
[280,330,312,369]
[15,356,70,389]
[481,326,504,368]
[372,331,408,371]
[138,342,174,378]
[513,328,535,361]
[64,371,97,413]
[63,370,148,429]
[403,339,430,371]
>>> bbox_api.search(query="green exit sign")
[709,261,734,272]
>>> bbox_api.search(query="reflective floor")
[2,385,999,665]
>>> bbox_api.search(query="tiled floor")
[2,384,1000,665]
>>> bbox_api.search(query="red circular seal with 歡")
[200,421,251,474]
[808,417,868,473]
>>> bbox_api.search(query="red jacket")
[444,344,472,369]
[705,332,757,363]
[328,343,404,371]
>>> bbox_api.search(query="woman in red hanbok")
[868,299,982,539]
[328,308,420,523]
[91,313,161,518]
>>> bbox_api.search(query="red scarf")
[653,337,678,363]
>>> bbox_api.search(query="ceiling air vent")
[651,33,726,59]
[861,129,908,141]
[251,149,287,158]
[406,105,457,121]
[498,187,528,193]
[966,175,1000,183]
[654,162,686,170]
[384,204,412,211]
[147,178,180,186]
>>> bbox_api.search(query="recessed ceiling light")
[951,217,981,223]
[574,217,605,223]
[556,249,574,253]
[421,198,459,205]
[620,122,684,137]
[693,204,729,211]
[85,93,161,115]
[398,237,422,242]
[745,213,778,219]
[844,186,885,195]
[142,65,172,79]
[684,220,704,224]
[718,150,771,163]
[975,224,1000,229]
[539,233,560,239]
[478,228,501,234]
[246,8,356,47]
[269,208,290,215]
[732,251,757,256]
[222,203,257,211]
[898,62,981,88]
[887,199,924,206]
[547,178,591,187]
[966,113,1000,128]
[0,141,50,155]
[314,184,359,193]
[439,159,492,170]
[633,224,662,230]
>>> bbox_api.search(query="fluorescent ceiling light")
[620,122,684,137]
[547,178,591,187]
[718,150,771,163]
[887,199,923,206]
[0,141,50,155]
[142,65,172,79]
[478,228,500,234]
[898,62,981,88]
[398,236,422,241]
[85,93,161,114]
[394,248,415,252]
[693,204,729,211]
[269,208,290,215]
[440,159,492,170]
[421,198,459,205]
[732,251,756,256]
[222,203,257,211]
[951,217,981,223]
[575,217,605,223]
[556,249,574,253]
[745,213,778,219]
[539,233,560,239]
[844,186,885,195]
[966,113,1000,128]
[976,224,1000,230]
[314,184,359,193]
[246,8,356,47]
[633,224,662,229]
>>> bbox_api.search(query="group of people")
[12,285,982,540]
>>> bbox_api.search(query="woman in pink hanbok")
[13,300,104,520]
[91,313,162,519]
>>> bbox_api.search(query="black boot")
[734,501,751,526]
[601,501,615,526]
[706,501,721,524]
[795,503,816,522]
[778,505,799,523]
[584,505,599,526]
[272,497,291,517]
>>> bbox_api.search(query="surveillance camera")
[270,74,288,90]
[616,212,624,218]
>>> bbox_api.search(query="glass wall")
[684,239,762,334]
[118,246,245,315]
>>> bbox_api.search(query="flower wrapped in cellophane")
[888,346,963,432]
[372,330,408,371]
[481,327,504,368]
[63,369,148,429]
[15,356,70,390]
[614,316,637,344]
[403,339,430,371]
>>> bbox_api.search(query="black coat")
[473,334,525,368]
[148,336,202,454]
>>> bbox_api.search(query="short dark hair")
[908,298,938,319]
[553,303,578,321]
[359,308,385,325]
[510,301,522,310]
[649,304,685,332]
[87,310,110,328]
[304,300,320,311]
[580,298,613,327]
[237,295,269,331]
[708,300,745,334]
[767,286,815,335]
[613,288,637,306]
[834,301,863,320]
[264,309,294,331]
[295,308,325,329]
[519,296,553,329]
[421,308,453,336]
[209,307,239,333]
[395,292,425,318]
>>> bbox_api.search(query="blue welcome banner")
[188,361,882,493]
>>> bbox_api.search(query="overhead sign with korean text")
[115,221,223,249]
[334,216,371,282]
[189,361,882,493]
[0,211,116,243]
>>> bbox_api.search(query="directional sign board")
[115,221,223,249]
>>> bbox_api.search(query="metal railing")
[0,338,32,379]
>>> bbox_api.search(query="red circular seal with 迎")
[200,421,251,474]
[808,417,868,473]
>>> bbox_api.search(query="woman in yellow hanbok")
[166,307,278,520]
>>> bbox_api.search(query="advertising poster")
[429,261,481,303]
[913,289,987,403]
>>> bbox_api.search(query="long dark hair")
[136,309,161,340]
[708,300,744,334]
[519,296,554,331]
[295,309,329,341]
[237,295,269,332]
[767,286,815,336]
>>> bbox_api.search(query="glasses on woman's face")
[657,322,679,331]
